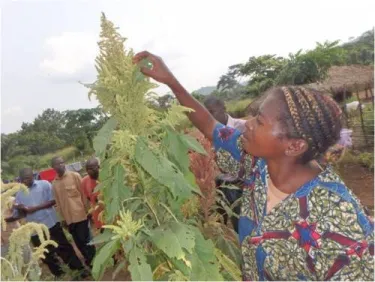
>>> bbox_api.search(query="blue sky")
[1,0,374,133]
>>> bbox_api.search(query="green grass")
[225,98,253,118]
[344,96,358,104]
[339,150,374,170]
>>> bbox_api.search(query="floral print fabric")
[212,123,374,281]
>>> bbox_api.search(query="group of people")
[3,157,102,280]
[1,50,373,281]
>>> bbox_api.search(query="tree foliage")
[1,107,107,179]
[216,29,374,98]
[343,29,374,65]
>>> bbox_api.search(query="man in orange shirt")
[81,158,103,231]
[51,156,96,268]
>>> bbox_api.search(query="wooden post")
[355,83,368,146]
[368,83,374,108]
[342,86,350,128]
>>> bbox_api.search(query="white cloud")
[40,32,97,76]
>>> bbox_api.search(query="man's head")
[85,158,100,180]
[19,168,34,188]
[51,156,66,177]
[204,96,228,125]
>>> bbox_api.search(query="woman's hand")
[133,50,216,139]
[133,51,177,86]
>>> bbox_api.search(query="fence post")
[342,86,350,128]
[368,82,374,108]
[355,83,368,147]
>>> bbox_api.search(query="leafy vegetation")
[342,30,374,65]
[216,30,374,98]
[225,98,253,118]
[1,108,107,179]
[339,150,374,171]
[84,13,240,281]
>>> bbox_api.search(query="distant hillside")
[193,86,216,95]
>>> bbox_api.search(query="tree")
[63,107,107,149]
[275,40,346,85]
[1,107,107,179]
[343,29,374,65]
[217,64,243,91]
[191,92,206,102]
[21,109,65,137]
[236,55,286,97]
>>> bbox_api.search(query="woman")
[133,52,374,281]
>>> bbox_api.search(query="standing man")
[51,156,96,268]
[81,158,103,231]
[5,168,85,279]
[203,96,246,132]
[204,96,247,233]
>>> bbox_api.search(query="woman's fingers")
[133,50,153,63]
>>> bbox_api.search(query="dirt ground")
[338,162,374,213]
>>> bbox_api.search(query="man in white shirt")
[203,96,246,132]
[203,96,247,233]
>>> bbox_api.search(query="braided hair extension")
[277,86,342,163]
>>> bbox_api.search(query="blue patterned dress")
[212,123,374,281]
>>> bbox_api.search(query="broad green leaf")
[163,129,190,174]
[184,170,202,195]
[105,164,132,222]
[150,222,195,260]
[188,228,223,281]
[94,179,110,193]
[98,160,111,181]
[89,229,114,245]
[135,137,193,200]
[179,134,207,155]
[92,239,121,280]
[93,117,117,158]
[128,246,153,281]
[169,257,191,277]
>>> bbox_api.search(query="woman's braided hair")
[275,86,342,163]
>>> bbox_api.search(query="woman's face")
[241,93,289,159]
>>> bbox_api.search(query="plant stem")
[159,202,179,222]
[121,197,142,207]
[145,199,161,226]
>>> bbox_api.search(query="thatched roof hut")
[305,65,374,100]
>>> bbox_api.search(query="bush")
[226,98,253,118]
[339,150,374,170]
[39,146,79,169]
[357,152,374,170]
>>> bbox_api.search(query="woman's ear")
[285,139,308,157]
